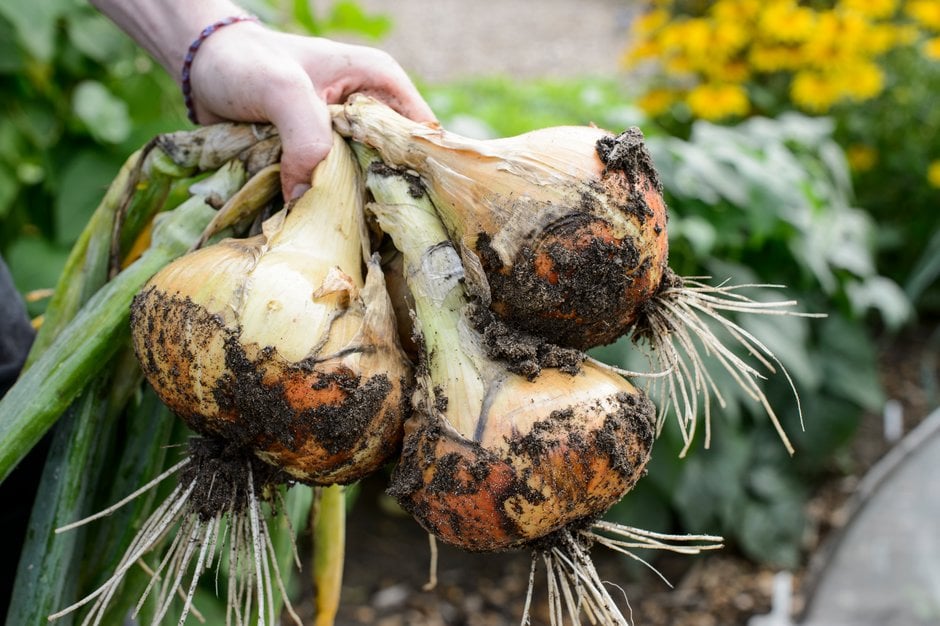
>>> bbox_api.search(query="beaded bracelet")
[181,15,260,124]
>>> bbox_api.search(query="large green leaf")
[5,235,71,315]
[72,81,131,145]
[0,14,26,73]
[0,0,78,63]
[817,315,884,412]
[66,11,129,65]
[54,150,122,246]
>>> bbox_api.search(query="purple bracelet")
[181,15,260,124]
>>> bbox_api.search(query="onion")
[358,150,725,625]
[131,133,411,485]
[333,95,668,350]
[357,147,654,551]
[335,96,821,458]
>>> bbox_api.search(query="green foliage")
[425,77,646,139]
[833,45,940,310]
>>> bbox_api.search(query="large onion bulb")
[131,133,411,484]
[358,149,655,552]
[333,95,669,350]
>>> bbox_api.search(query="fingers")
[189,28,436,197]
[261,73,334,199]
[298,43,437,125]
[359,51,437,123]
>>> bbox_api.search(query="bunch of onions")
[333,96,820,456]
[358,147,720,624]
[53,133,411,625]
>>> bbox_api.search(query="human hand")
[188,22,436,199]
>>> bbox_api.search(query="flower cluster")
[626,0,940,120]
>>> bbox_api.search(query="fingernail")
[290,184,311,201]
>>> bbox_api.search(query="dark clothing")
[0,256,34,396]
[0,255,39,617]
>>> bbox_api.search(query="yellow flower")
[634,9,670,35]
[838,61,885,100]
[705,60,752,83]
[686,83,750,120]
[846,145,878,172]
[624,39,663,65]
[638,88,679,116]
[759,1,816,43]
[750,44,805,72]
[907,0,940,31]
[925,37,940,60]
[665,54,695,75]
[791,70,840,112]
[713,0,763,23]
[842,0,898,20]
[863,24,901,55]
[711,19,750,57]
[671,18,713,58]
[928,160,940,188]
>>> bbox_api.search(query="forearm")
[90,0,253,82]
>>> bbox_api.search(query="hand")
[189,22,436,199]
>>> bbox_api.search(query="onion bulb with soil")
[358,147,721,625]
[333,95,669,351]
[52,133,411,625]
[334,96,821,458]
[131,132,411,485]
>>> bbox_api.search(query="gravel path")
[347,0,635,83]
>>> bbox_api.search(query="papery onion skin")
[131,135,411,485]
[388,365,655,553]
[333,96,669,349]
[360,152,656,552]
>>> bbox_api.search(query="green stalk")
[271,484,314,623]
[313,485,346,626]
[0,161,246,484]
[5,378,110,626]
[354,145,492,439]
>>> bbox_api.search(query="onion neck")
[235,135,366,361]
[265,134,365,274]
[360,149,498,440]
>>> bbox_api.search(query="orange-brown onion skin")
[473,131,670,350]
[130,240,411,486]
[334,97,669,349]
[388,366,655,552]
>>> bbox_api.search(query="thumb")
[264,77,334,200]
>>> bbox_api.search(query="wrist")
[91,0,250,81]
[181,16,262,123]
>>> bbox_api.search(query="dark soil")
[469,303,583,380]
[182,436,288,522]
